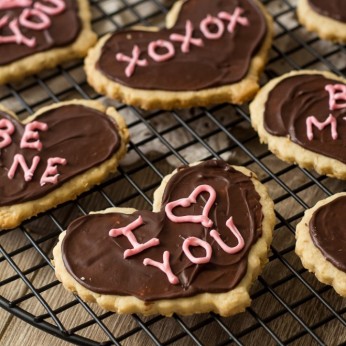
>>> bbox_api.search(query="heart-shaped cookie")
[85,0,273,110]
[0,100,129,230]
[54,160,275,316]
[0,0,96,84]
[296,192,346,297]
[250,70,346,180]
[297,0,346,44]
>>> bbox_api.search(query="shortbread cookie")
[85,0,273,110]
[296,193,346,296]
[0,100,129,230]
[297,0,346,43]
[0,0,97,84]
[250,70,346,180]
[53,160,275,317]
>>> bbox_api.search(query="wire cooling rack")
[1,0,346,345]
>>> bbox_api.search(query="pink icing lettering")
[0,0,32,10]
[143,251,179,285]
[34,0,66,16]
[116,45,148,78]
[148,39,175,62]
[0,15,9,27]
[8,154,40,181]
[182,237,212,264]
[109,215,160,258]
[165,184,216,228]
[19,8,51,30]
[306,114,338,141]
[0,118,15,150]
[200,15,224,40]
[40,157,67,186]
[169,20,203,53]
[218,7,249,33]
[20,121,48,151]
[210,216,244,254]
[0,16,35,47]
[325,84,346,110]
[9,18,35,46]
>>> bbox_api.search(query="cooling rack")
[1,0,346,345]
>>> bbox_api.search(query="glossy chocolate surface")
[308,0,346,23]
[0,105,120,206]
[97,0,267,91]
[62,160,264,300]
[310,195,346,272]
[264,74,346,164]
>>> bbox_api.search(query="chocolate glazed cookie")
[0,0,80,66]
[297,0,346,43]
[250,70,346,180]
[296,192,346,297]
[263,74,346,164]
[0,100,129,230]
[54,160,275,316]
[308,0,346,23]
[0,0,96,84]
[85,0,273,109]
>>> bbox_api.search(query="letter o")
[19,8,51,30]
[200,15,225,39]
[148,40,175,62]
[182,237,212,264]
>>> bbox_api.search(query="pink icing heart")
[164,184,216,228]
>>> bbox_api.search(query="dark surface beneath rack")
[0,0,346,345]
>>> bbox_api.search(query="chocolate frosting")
[308,0,346,23]
[0,105,120,206]
[264,74,346,164]
[62,160,264,301]
[309,195,346,272]
[0,0,81,66]
[97,0,267,91]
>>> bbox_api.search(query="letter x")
[116,45,148,78]
[218,7,249,33]
[170,20,203,53]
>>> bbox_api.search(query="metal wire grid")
[0,0,345,344]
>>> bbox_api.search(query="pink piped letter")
[19,8,51,30]
[325,84,346,110]
[218,7,249,33]
[0,0,32,10]
[200,15,224,40]
[34,0,66,16]
[182,237,212,264]
[40,157,67,186]
[306,114,338,141]
[109,215,160,258]
[20,121,48,151]
[0,17,36,47]
[0,118,15,149]
[148,40,175,62]
[8,154,40,181]
[143,251,179,285]
[210,216,244,254]
[116,45,148,78]
[169,20,203,53]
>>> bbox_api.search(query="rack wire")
[0,0,346,345]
